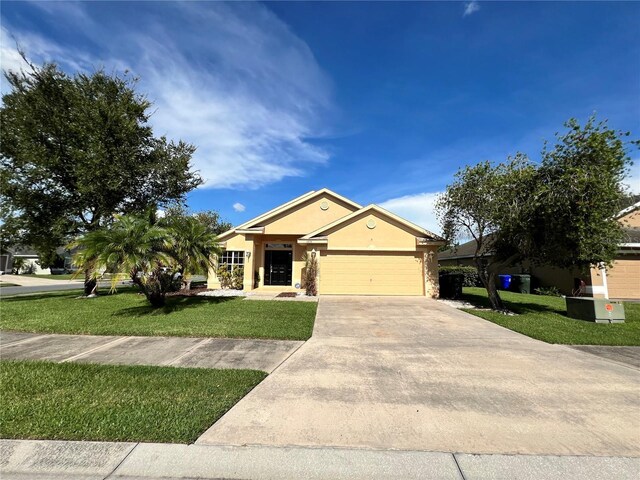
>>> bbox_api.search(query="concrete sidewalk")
[0,331,303,373]
[2,439,638,480]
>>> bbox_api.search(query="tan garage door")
[607,257,640,300]
[319,251,424,295]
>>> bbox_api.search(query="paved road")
[1,282,88,296]
[0,331,302,373]
[198,296,640,456]
[0,274,206,296]
[2,439,638,480]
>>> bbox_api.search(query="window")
[219,251,244,271]
[265,243,292,249]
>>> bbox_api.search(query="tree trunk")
[485,270,505,311]
[475,258,505,311]
[84,268,97,296]
[146,291,165,308]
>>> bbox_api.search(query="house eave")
[235,227,265,235]
[297,237,328,245]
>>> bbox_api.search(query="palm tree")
[162,215,221,290]
[71,214,175,307]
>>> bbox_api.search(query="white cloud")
[0,28,30,74]
[379,192,443,236]
[463,1,481,17]
[1,3,334,189]
[623,162,640,195]
[233,202,246,212]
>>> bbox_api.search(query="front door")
[265,250,293,286]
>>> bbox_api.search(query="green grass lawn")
[461,287,640,345]
[0,289,317,340]
[0,361,266,443]
[0,282,21,287]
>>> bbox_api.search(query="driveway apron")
[197,296,640,456]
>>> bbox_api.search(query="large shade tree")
[437,116,636,311]
[0,58,202,294]
[436,156,536,310]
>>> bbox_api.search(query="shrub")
[303,252,318,296]
[534,286,562,297]
[231,266,244,290]
[439,265,480,287]
[216,263,233,289]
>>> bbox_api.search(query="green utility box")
[565,297,625,323]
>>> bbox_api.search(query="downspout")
[599,262,609,299]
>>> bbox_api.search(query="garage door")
[319,251,424,295]
[607,257,640,300]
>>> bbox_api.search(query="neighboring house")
[0,247,73,275]
[208,188,445,296]
[438,201,640,300]
[589,202,640,300]
[438,238,584,295]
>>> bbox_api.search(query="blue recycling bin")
[498,274,512,290]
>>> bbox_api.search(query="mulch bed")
[165,285,212,297]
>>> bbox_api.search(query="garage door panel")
[320,251,424,295]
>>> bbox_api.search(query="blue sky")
[2,1,639,234]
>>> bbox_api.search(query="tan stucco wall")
[207,233,255,290]
[312,211,436,296]
[262,194,357,235]
[424,247,439,298]
[324,211,418,250]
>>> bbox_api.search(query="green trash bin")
[512,274,531,294]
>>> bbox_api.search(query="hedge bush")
[438,265,480,287]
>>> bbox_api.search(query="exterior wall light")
[245,251,251,259]
[311,249,316,259]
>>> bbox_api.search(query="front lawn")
[461,287,640,345]
[0,290,317,340]
[0,361,265,443]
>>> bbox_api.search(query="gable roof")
[616,201,640,220]
[300,204,444,243]
[218,188,362,240]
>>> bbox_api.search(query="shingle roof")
[438,237,494,260]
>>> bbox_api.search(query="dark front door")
[265,250,293,286]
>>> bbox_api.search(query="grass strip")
[461,287,640,345]
[0,360,266,443]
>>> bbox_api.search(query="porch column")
[424,247,439,298]
[243,239,256,291]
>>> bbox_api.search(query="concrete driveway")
[197,296,640,456]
